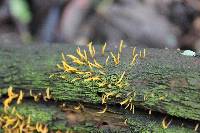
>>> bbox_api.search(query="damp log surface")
[0,44,200,122]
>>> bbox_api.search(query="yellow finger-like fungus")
[110,52,119,65]
[88,42,94,58]
[119,40,124,53]
[195,123,199,131]
[97,105,107,114]
[132,47,136,56]
[102,42,107,55]
[116,71,125,84]
[61,52,66,61]
[84,76,100,82]
[120,98,129,106]
[131,54,138,65]
[106,56,109,65]
[124,119,128,125]
[162,116,172,129]
[17,90,24,104]
[94,59,103,68]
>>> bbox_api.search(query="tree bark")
[0,44,200,132]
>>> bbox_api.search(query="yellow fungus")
[139,50,142,58]
[162,116,172,129]
[124,119,128,125]
[102,43,107,55]
[149,110,152,115]
[83,50,88,61]
[12,119,20,129]
[84,76,100,82]
[16,113,23,120]
[17,90,24,104]
[33,95,39,102]
[106,56,109,65]
[116,71,125,84]
[61,52,66,61]
[97,105,107,114]
[76,47,85,60]
[131,54,138,65]
[110,52,119,65]
[92,46,96,57]
[195,123,199,131]
[132,47,136,56]
[143,49,146,58]
[120,98,129,105]
[88,42,94,57]
[119,40,124,53]
[125,102,130,109]
[94,59,103,68]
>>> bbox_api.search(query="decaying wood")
[0,44,200,132]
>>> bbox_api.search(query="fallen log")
[0,43,200,132]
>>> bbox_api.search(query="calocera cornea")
[52,41,146,115]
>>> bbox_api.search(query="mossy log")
[0,44,200,132]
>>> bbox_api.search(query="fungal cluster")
[0,86,51,132]
[52,40,146,114]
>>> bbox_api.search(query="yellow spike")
[124,119,128,125]
[195,123,199,131]
[92,46,96,57]
[139,50,142,58]
[162,116,172,129]
[12,119,20,129]
[30,89,33,96]
[57,64,63,70]
[88,42,94,57]
[76,47,85,60]
[119,40,124,53]
[36,122,40,132]
[117,52,120,64]
[143,49,146,58]
[94,59,103,68]
[61,52,66,61]
[17,90,24,104]
[83,50,88,61]
[130,103,133,111]
[110,52,119,65]
[33,95,39,102]
[27,115,31,125]
[97,105,107,114]
[8,86,18,97]
[106,56,109,65]
[98,70,106,75]
[16,113,23,120]
[102,42,107,55]
[120,98,129,105]
[84,76,100,82]
[19,121,25,132]
[116,71,125,84]
[149,110,152,115]
[125,102,130,109]
[132,105,135,114]
[132,47,136,56]
[131,54,138,65]
[66,54,80,61]
[73,59,85,65]
[101,94,107,104]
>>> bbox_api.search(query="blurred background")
[1,0,200,50]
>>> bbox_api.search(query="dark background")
[1,0,200,50]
